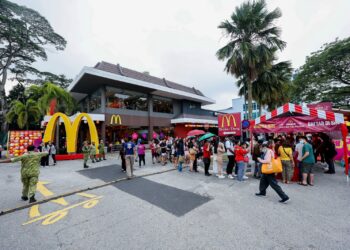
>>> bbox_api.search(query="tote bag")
[262,157,283,174]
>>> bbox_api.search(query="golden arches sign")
[43,112,99,153]
[221,114,237,128]
[110,115,122,125]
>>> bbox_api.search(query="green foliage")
[291,37,350,107]
[237,60,293,110]
[6,82,75,129]
[216,0,286,119]
[6,99,41,129]
[26,82,75,115]
[0,0,67,125]
[15,72,72,89]
[6,83,26,103]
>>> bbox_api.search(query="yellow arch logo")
[221,114,237,127]
[110,115,122,125]
[43,113,99,153]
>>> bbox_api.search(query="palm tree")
[216,0,286,119]
[6,99,41,130]
[237,60,292,112]
[26,82,75,115]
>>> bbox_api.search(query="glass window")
[106,87,148,111]
[153,96,173,113]
[89,90,101,112]
[189,102,199,109]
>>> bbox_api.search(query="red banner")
[252,116,342,134]
[307,102,333,111]
[218,113,241,136]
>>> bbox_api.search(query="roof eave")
[67,67,215,105]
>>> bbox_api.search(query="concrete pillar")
[100,86,106,113]
[148,94,153,141]
[100,86,106,143]
[55,122,59,151]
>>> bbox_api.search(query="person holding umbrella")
[199,133,216,176]
[203,140,212,176]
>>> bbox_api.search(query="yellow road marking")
[36,181,69,206]
[77,192,97,198]
[23,196,103,226]
[36,181,54,197]
[29,205,40,218]
[51,198,69,206]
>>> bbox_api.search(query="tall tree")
[6,99,41,130]
[216,0,286,119]
[0,0,66,129]
[26,82,75,115]
[291,37,350,107]
[6,82,26,103]
[237,61,292,112]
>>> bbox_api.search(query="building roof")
[171,113,218,125]
[68,61,215,105]
[95,61,205,97]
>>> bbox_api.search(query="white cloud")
[6,0,350,110]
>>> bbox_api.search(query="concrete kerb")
[0,167,177,217]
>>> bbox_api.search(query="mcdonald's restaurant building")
[61,61,218,148]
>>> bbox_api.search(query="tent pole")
[341,124,349,178]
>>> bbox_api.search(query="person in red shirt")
[150,140,157,164]
[235,141,249,181]
[203,140,212,176]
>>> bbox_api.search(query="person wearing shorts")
[300,136,315,186]
[159,139,167,165]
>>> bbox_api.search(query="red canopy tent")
[249,103,349,177]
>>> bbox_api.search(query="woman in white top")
[256,141,289,203]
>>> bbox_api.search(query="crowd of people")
[0,131,338,204]
[113,133,337,183]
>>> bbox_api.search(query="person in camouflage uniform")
[98,140,106,161]
[90,141,98,163]
[82,141,90,168]
[0,145,48,203]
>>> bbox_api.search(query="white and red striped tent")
[250,103,349,177]
[252,103,344,126]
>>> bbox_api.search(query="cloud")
[6,0,350,111]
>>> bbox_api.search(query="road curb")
[0,167,177,217]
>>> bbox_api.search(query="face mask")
[299,140,304,144]
[262,147,267,153]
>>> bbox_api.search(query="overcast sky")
[7,0,350,110]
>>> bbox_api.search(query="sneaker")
[279,197,290,203]
[228,175,234,179]
[21,196,28,201]
[218,175,225,179]
[233,174,237,177]
[29,196,37,203]
[243,176,249,180]
[255,193,266,197]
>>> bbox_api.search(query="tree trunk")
[247,79,253,120]
[0,69,8,132]
[259,104,262,116]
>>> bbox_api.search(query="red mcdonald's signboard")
[218,113,241,136]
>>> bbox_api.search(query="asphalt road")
[0,159,349,250]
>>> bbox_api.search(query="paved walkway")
[0,152,173,212]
